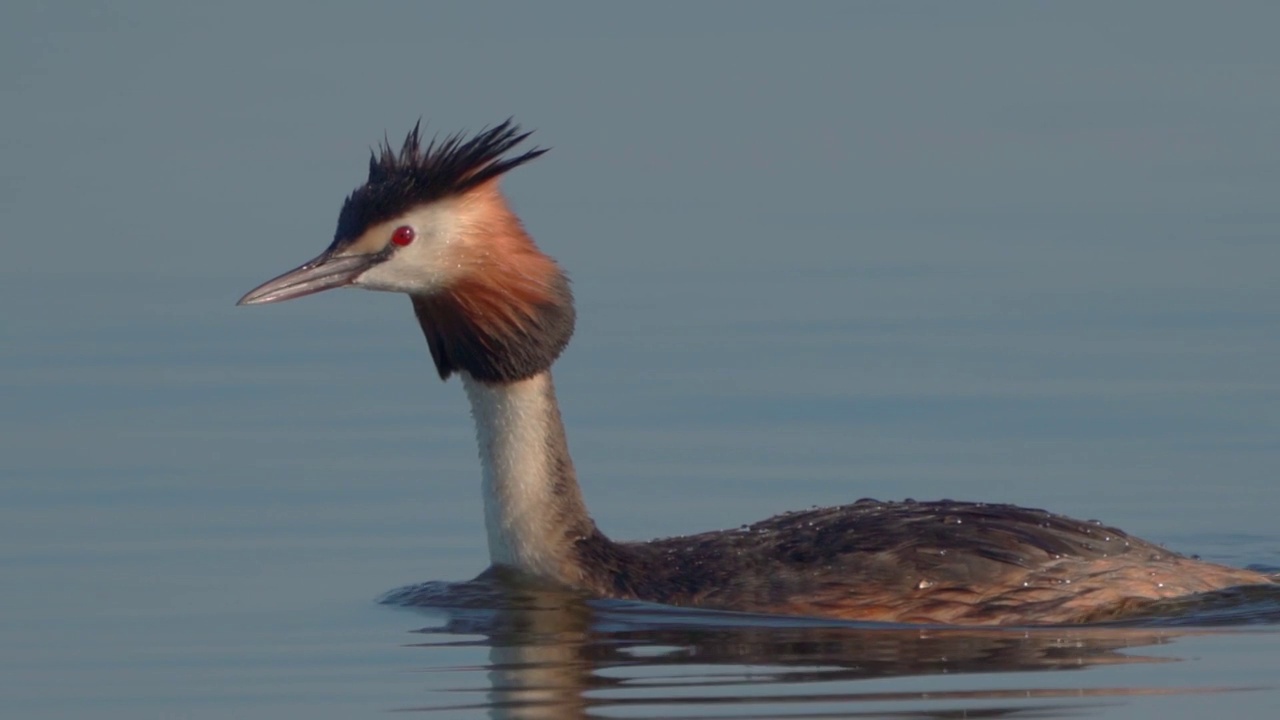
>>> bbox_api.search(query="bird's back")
[572,499,1270,624]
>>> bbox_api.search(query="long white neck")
[461,371,595,583]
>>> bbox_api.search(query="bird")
[238,120,1272,625]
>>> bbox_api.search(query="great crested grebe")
[239,121,1271,625]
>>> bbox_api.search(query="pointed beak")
[237,252,381,306]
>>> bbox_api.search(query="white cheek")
[345,199,471,295]
[353,242,455,294]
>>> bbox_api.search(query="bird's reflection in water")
[388,571,1280,718]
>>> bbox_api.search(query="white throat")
[461,371,585,581]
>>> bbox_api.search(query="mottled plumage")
[569,499,1264,624]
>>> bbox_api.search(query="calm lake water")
[4,4,1280,719]
[5,259,1278,719]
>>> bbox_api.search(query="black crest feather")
[330,119,547,249]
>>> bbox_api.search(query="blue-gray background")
[3,3,1278,718]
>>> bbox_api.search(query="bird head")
[238,120,574,383]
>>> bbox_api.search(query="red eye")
[391,225,416,246]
